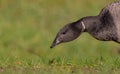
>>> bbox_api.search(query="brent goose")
[50,0,120,48]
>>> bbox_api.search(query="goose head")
[50,21,85,48]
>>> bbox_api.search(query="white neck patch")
[81,21,86,31]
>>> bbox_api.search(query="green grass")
[0,0,119,74]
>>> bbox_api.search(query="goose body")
[101,1,120,42]
[51,0,120,48]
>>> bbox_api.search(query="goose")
[50,0,120,48]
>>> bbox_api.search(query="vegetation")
[0,0,119,74]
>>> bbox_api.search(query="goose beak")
[50,42,56,48]
[50,37,62,48]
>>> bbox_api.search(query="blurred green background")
[0,0,120,73]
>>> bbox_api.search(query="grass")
[0,0,119,74]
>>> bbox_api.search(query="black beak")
[50,42,56,48]
[50,36,62,48]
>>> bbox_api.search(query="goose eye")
[62,32,66,34]
[62,29,68,35]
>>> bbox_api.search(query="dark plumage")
[50,0,120,48]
